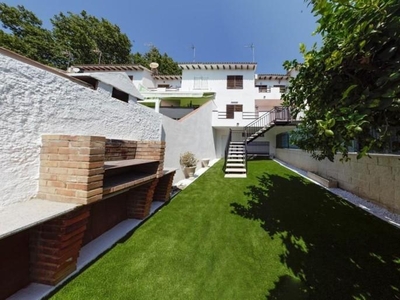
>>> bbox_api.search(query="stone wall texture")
[276,149,400,214]
[0,53,162,207]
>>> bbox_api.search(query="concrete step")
[227,159,244,162]
[225,168,246,173]
[226,163,245,167]
[230,142,244,145]
[224,173,247,178]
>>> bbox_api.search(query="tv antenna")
[190,44,196,62]
[245,43,255,63]
[92,48,102,64]
[144,43,154,49]
[62,50,74,68]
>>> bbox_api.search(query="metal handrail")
[244,138,248,174]
[243,107,290,143]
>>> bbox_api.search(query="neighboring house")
[69,71,144,103]
[177,62,295,159]
[70,62,296,158]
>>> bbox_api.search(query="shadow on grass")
[231,173,400,299]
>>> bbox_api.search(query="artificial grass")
[51,160,400,300]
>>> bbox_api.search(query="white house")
[69,62,296,159]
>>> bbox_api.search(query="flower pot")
[186,166,196,179]
[201,158,210,167]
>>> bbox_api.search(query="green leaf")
[341,85,357,100]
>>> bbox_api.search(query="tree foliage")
[131,46,181,75]
[0,3,58,65]
[0,4,180,74]
[283,0,400,161]
[51,11,132,65]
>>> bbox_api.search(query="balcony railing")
[217,111,260,120]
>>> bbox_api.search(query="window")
[112,88,129,103]
[274,85,286,93]
[226,104,242,119]
[227,75,243,89]
[258,85,270,93]
[193,77,208,90]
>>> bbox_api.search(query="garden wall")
[0,50,162,207]
[162,101,217,182]
[276,149,400,214]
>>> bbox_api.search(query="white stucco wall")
[97,81,113,96]
[154,78,181,88]
[162,101,217,182]
[181,69,257,112]
[129,70,156,89]
[0,53,162,207]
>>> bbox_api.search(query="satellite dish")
[72,67,81,73]
[149,62,159,69]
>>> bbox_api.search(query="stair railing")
[244,107,291,143]
[244,108,274,142]
[244,138,248,173]
[223,129,233,171]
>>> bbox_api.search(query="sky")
[4,0,321,74]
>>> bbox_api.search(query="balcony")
[212,110,264,127]
[255,86,285,99]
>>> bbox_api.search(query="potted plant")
[180,151,198,179]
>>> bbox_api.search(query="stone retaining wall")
[276,149,400,214]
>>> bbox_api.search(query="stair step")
[225,173,247,178]
[227,159,244,162]
[229,151,244,154]
[226,163,245,167]
[225,168,246,173]
[230,142,244,145]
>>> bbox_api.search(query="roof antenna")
[190,44,196,62]
[245,43,255,63]
[92,48,102,64]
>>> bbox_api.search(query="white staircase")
[224,142,247,178]
[245,125,271,143]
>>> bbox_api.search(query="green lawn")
[51,160,400,300]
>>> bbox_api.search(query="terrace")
[45,159,400,299]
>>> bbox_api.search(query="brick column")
[30,206,90,285]
[127,179,158,219]
[135,141,165,177]
[153,171,175,202]
[38,135,105,205]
